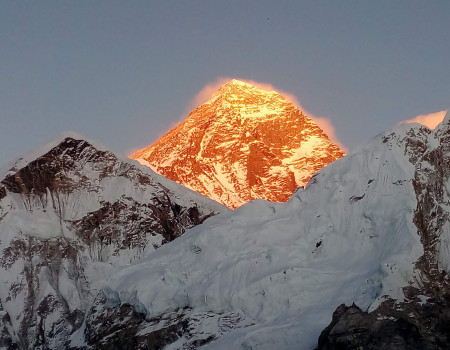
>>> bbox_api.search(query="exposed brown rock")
[317,303,439,350]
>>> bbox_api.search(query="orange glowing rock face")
[130,79,344,209]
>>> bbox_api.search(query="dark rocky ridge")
[317,303,442,350]
[71,290,251,350]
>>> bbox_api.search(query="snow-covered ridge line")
[0,130,146,177]
[0,131,225,213]
[90,118,449,349]
[0,131,99,176]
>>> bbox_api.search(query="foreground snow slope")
[83,118,450,349]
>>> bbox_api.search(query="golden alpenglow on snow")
[131,79,344,208]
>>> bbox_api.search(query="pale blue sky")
[1,1,449,164]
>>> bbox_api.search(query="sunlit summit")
[130,79,344,208]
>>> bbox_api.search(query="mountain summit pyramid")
[131,79,344,208]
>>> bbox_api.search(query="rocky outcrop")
[318,298,450,350]
[72,288,252,350]
[0,135,223,349]
[131,79,344,208]
[76,292,192,350]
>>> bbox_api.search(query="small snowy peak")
[218,79,265,93]
[229,79,251,86]
[205,80,290,112]
[55,130,88,141]
[435,110,450,134]
[2,131,107,176]
[224,79,255,88]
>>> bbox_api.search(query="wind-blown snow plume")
[311,116,347,153]
[401,110,447,130]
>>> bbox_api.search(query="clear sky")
[1,1,449,165]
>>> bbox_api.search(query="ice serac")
[0,133,224,349]
[130,79,344,208]
[85,115,450,349]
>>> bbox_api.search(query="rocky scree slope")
[131,79,344,209]
[0,133,224,349]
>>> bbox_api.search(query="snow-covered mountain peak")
[205,79,288,111]
[0,133,224,348]
[435,110,450,133]
[131,81,344,208]
[1,132,107,176]
[223,79,255,88]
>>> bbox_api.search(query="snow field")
[102,125,433,349]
